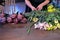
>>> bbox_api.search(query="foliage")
[24,4,60,34]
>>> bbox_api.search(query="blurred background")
[0,0,60,15]
[0,0,25,15]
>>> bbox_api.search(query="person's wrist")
[39,4,44,7]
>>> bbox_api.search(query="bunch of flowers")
[24,4,60,33]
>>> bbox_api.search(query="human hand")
[37,5,43,10]
[31,6,37,11]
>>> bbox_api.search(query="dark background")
[15,0,24,3]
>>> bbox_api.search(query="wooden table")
[0,23,60,40]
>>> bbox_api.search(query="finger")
[36,7,38,10]
[34,8,37,10]
[38,7,42,10]
[36,6,39,9]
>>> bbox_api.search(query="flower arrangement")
[24,4,60,33]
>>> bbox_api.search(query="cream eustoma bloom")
[33,17,38,22]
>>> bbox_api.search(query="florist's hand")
[31,6,37,11]
[37,5,43,10]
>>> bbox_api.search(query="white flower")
[34,24,39,29]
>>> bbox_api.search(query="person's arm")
[37,0,50,10]
[25,0,37,11]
